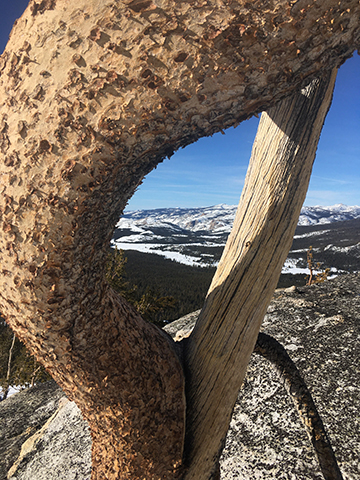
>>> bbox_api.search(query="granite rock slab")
[1,274,359,479]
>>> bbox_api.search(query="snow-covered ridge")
[298,204,360,226]
[113,204,360,271]
[118,203,360,233]
[119,204,235,233]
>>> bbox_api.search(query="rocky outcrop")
[1,273,359,479]
[220,274,360,480]
[0,381,91,480]
[0,381,65,479]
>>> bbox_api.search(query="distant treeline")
[121,250,306,323]
[121,250,216,323]
[0,317,50,400]
[0,249,307,398]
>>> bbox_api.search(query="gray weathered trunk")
[183,69,337,479]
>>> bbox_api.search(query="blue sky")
[1,1,359,210]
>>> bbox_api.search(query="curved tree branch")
[255,332,343,480]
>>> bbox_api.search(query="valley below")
[111,204,360,322]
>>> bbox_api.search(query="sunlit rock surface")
[1,274,359,479]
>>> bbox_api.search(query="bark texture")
[0,1,358,479]
[183,69,337,479]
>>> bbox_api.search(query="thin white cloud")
[310,175,355,186]
[305,189,360,206]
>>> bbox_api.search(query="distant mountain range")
[298,204,360,225]
[118,203,360,233]
[112,204,360,275]
[118,204,236,234]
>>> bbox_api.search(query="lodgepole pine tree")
[0,1,358,478]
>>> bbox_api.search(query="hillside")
[113,204,360,270]
[112,205,360,322]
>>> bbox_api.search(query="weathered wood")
[183,69,337,479]
[0,0,357,477]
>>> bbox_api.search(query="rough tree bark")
[0,1,358,479]
[183,69,337,479]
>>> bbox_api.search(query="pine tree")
[106,248,177,327]
[0,317,50,401]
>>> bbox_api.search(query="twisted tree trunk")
[0,0,357,478]
[254,333,343,480]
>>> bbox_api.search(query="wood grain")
[183,69,337,480]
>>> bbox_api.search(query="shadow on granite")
[1,274,359,479]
